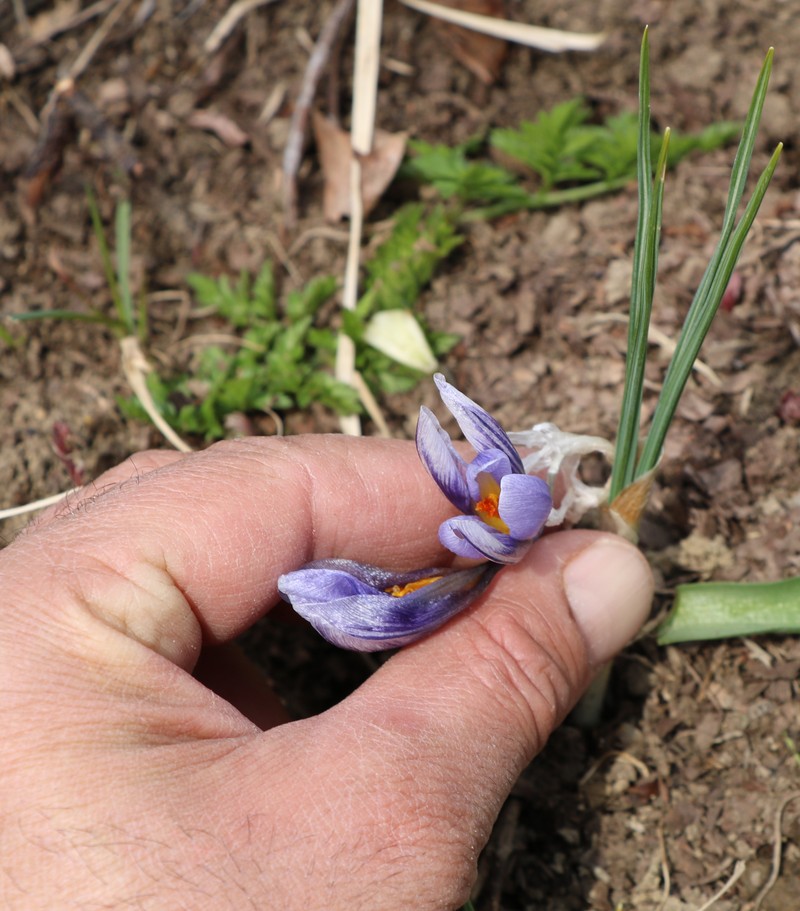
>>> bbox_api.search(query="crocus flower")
[278,375,552,652]
[278,559,500,651]
[416,374,552,564]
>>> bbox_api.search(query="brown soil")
[2,1,799,908]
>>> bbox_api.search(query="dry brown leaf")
[312,111,407,222]
[430,0,508,84]
[187,109,249,147]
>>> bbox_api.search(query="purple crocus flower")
[278,559,500,651]
[416,374,552,564]
[278,375,552,651]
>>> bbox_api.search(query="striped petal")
[498,473,552,540]
[439,515,530,564]
[434,373,524,473]
[416,405,472,513]
[278,559,500,652]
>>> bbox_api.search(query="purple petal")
[415,406,473,513]
[465,448,514,500]
[278,559,500,652]
[439,515,529,564]
[433,374,524,473]
[498,474,552,540]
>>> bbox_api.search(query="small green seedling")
[123,204,462,440]
[404,95,740,220]
[13,192,144,338]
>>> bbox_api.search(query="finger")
[4,437,461,669]
[272,531,652,905]
[32,449,189,528]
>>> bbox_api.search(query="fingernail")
[563,537,653,666]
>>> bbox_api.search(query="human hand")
[0,437,652,910]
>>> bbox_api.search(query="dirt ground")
[2,1,800,908]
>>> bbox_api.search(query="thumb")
[297,530,652,906]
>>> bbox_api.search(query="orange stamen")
[385,575,443,598]
[476,495,500,519]
[475,490,510,533]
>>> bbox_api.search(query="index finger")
[3,436,458,662]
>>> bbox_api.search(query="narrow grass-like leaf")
[609,28,654,500]
[115,199,135,334]
[86,188,121,312]
[11,309,119,327]
[638,142,781,474]
[718,49,774,241]
[658,575,800,644]
[637,49,777,474]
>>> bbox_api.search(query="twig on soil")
[585,313,721,386]
[15,0,116,52]
[62,0,137,82]
[398,0,606,52]
[287,225,350,256]
[752,791,800,911]
[578,750,651,787]
[265,231,302,286]
[281,0,356,228]
[204,0,282,55]
[5,86,39,133]
[168,332,263,354]
[120,337,193,453]
[258,80,287,124]
[695,861,746,911]
[655,826,671,911]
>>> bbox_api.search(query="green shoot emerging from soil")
[606,31,791,645]
[609,33,781,505]
[14,192,144,337]
[610,37,781,504]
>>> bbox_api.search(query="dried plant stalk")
[335,0,384,436]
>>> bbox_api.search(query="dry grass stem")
[351,371,391,437]
[204,0,282,55]
[120,337,193,452]
[282,0,356,225]
[696,861,746,911]
[752,791,800,911]
[335,0,383,436]
[63,0,137,82]
[586,313,721,386]
[19,0,116,51]
[0,489,78,521]
[398,0,605,52]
